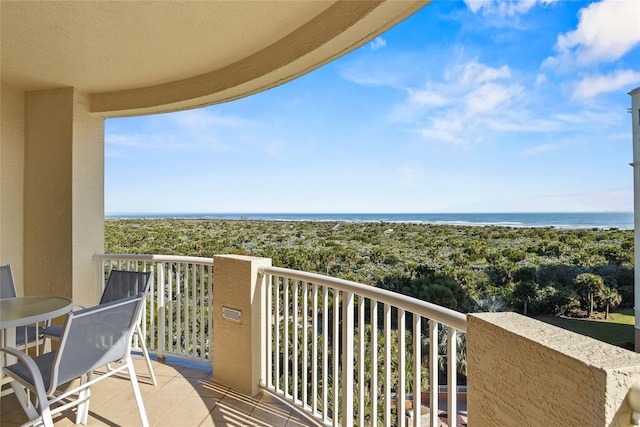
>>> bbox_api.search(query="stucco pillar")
[0,84,26,290]
[467,312,640,427]
[23,87,104,305]
[213,255,272,396]
[630,87,640,352]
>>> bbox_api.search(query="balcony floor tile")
[0,353,317,427]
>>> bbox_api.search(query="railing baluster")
[312,283,319,417]
[274,276,281,394]
[168,263,174,355]
[358,295,365,427]
[293,279,299,403]
[447,326,457,427]
[283,277,289,398]
[332,288,339,427]
[413,314,421,427]
[208,264,213,360]
[157,262,165,360]
[342,291,354,427]
[191,263,197,359]
[265,273,273,389]
[184,263,190,358]
[302,281,308,408]
[398,308,406,427]
[322,285,329,423]
[199,263,205,360]
[430,320,439,427]
[371,299,378,427]
[384,303,391,427]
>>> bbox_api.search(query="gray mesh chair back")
[52,294,143,392]
[0,264,44,348]
[2,294,149,427]
[99,270,152,305]
[1,264,17,299]
[40,269,157,385]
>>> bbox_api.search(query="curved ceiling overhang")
[91,1,428,117]
[1,1,428,118]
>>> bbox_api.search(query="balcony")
[2,253,640,426]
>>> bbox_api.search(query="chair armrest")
[0,346,49,397]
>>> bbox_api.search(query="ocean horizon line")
[104,212,635,230]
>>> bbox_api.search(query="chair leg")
[10,381,38,419]
[126,358,149,427]
[135,324,157,386]
[13,380,54,427]
[43,336,52,353]
[75,372,92,425]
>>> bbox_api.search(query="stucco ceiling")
[1,1,427,116]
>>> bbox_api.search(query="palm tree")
[600,287,622,319]
[473,295,506,313]
[513,281,539,316]
[573,273,604,318]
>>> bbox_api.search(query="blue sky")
[105,0,640,214]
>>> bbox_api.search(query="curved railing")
[258,266,467,427]
[94,254,214,363]
[95,255,467,426]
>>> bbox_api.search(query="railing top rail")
[95,253,214,265]
[260,266,467,332]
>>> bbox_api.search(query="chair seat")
[15,325,44,347]
[39,325,63,339]
[4,352,56,391]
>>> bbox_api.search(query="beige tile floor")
[0,353,316,427]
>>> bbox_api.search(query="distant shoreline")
[104,212,635,230]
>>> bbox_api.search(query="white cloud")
[463,0,556,17]
[544,0,640,69]
[459,62,511,85]
[535,74,547,85]
[395,60,527,144]
[465,82,522,115]
[407,88,449,107]
[370,37,386,51]
[572,69,640,99]
[340,66,403,87]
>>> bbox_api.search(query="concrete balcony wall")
[468,312,640,427]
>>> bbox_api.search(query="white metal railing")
[94,254,214,363]
[259,266,467,427]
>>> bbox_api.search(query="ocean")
[105,212,635,230]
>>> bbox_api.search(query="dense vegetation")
[105,218,634,319]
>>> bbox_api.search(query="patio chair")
[0,264,46,348]
[41,270,157,386]
[1,294,149,427]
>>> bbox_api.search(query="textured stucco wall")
[468,312,640,427]
[23,87,103,304]
[0,83,25,291]
[213,255,272,396]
